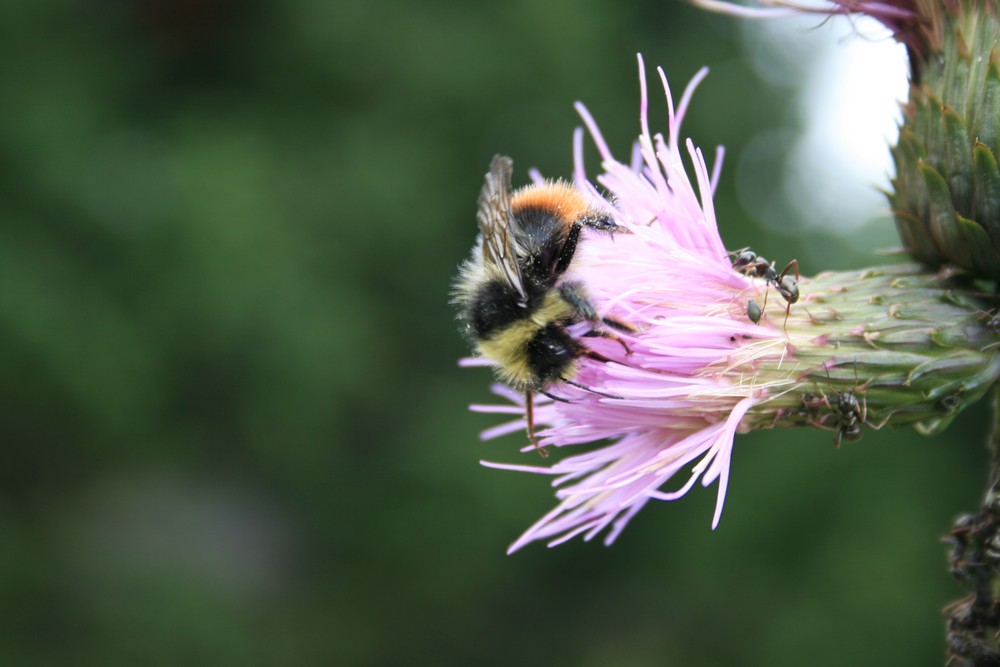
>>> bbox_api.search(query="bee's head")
[527,323,579,388]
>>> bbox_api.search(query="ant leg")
[849,362,869,422]
[811,415,835,430]
[802,389,836,431]
[729,248,755,269]
[866,408,895,431]
[802,407,834,430]
[776,260,800,332]
[813,385,833,412]
[523,390,549,458]
[777,259,800,285]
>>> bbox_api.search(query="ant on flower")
[730,248,799,329]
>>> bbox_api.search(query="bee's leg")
[554,215,628,277]
[602,316,637,334]
[553,223,583,276]
[559,281,634,355]
[557,280,600,322]
[582,348,616,364]
[582,327,633,356]
[524,390,548,458]
[577,213,627,235]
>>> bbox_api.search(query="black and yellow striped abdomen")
[471,283,581,390]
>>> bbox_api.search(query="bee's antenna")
[540,390,573,403]
[561,377,624,400]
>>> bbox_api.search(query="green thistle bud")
[891,2,1000,279]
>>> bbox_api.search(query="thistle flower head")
[471,56,792,551]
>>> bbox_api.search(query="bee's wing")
[476,155,526,299]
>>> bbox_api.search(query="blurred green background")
[0,1,987,665]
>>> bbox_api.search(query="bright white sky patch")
[741,14,910,234]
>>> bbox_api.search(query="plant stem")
[944,383,1000,665]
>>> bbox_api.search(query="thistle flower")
[467,57,779,551]
[463,55,1000,553]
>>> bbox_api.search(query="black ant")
[830,386,865,448]
[802,364,869,448]
[731,249,799,329]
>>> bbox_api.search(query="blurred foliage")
[0,0,987,665]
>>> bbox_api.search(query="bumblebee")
[453,155,633,454]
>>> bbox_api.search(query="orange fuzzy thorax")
[510,181,593,224]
